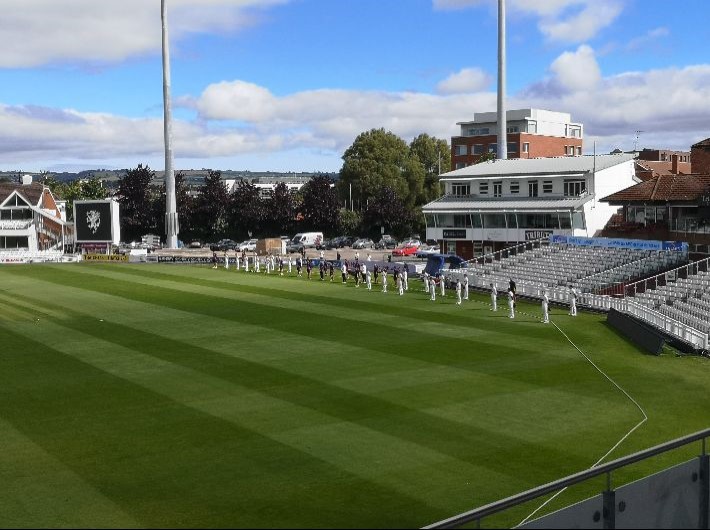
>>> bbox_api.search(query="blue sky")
[0,0,708,172]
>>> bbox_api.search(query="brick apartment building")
[691,138,710,174]
[451,108,583,169]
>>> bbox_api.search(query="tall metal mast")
[496,0,508,160]
[162,0,179,248]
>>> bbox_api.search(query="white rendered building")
[422,153,637,258]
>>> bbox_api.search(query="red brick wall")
[692,144,710,174]
[451,133,583,169]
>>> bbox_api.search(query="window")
[564,180,586,197]
[576,146,582,156]
[493,181,502,198]
[506,125,519,133]
[451,183,470,196]
[454,214,471,228]
[455,162,466,169]
[488,144,497,154]
[455,144,468,156]
[467,127,490,136]
[483,214,506,228]
[528,180,538,197]
[507,142,518,153]
[522,142,530,153]
[479,182,489,195]
[569,126,581,138]
[473,144,484,155]
[542,181,553,194]
[510,181,520,194]
[527,121,537,133]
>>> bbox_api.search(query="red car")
[392,244,419,256]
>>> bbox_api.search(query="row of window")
[426,212,585,230]
[455,142,530,156]
[450,179,586,198]
[454,143,581,158]
[0,236,29,249]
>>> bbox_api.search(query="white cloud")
[433,0,623,43]
[538,0,622,42]
[2,52,709,169]
[0,0,288,68]
[549,44,601,91]
[625,26,670,51]
[436,68,492,94]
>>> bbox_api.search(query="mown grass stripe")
[0,321,437,528]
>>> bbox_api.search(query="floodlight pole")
[162,0,179,249]
[496,0,507,160]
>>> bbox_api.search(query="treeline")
[45,128,451,243]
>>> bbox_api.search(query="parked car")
[287,242,304,254]
[352,238,374,249]
[415,244,440,258]
[210,239,238,251]
[188,240,202,249]
[238,239,258,252]
[392,243,420,257]
[375,235,397,249]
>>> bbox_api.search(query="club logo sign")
[87,210,101,234]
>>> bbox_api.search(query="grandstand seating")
[465,244,684,293]
[631,270,710,335]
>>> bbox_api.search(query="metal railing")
[625,299,709,350]
[465,237,551,268]
[423,428,710,529]
[624,256,710,298]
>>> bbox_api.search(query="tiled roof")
[691,137,710,149]
[602,174,710,203]
[0,182,45,206]
[439,153,636,180]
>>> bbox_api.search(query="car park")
[352,238,374,249]
[238,239,258,252]
[210,239,238,251]
[375,235,397,249]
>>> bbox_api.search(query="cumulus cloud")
[2,49,709,168]
[436,68,492,94]
[433,0,623,43]
[549,44,601,91]
[0,0,289,68]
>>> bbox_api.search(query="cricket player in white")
[254,253,260,273]
[366,269,372,290]
[542,290,549,324]
[569,287,578,316]
[423,272,430,293]
[382,269,388,293]
[397,274,403,296]
[244,256,250,272]
[491,283,497,311]
[288,256,292,274]
[508,289,515,319]
[402,268,408,291]
[430,277,436,301]
[455,279,462,305]
[463,273,469,300]
[439,275,445,297]
[235,254,240,270]
[265,258,271,274]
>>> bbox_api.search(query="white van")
[290,232,324,249]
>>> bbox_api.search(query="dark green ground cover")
[0,263,708,528]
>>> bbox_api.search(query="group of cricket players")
[213,250,580,323]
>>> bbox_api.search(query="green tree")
[117,164,157,242]
[362,186,415,240]
[194,170,229,240]
[80,175,106,200]
[299,175,339,232]
[409,133,450,202]
[339,128,411,207]
[264,182,296,236]
[337,208,362,236]
[230,180,264,239]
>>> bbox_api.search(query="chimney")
[671,154,679,174]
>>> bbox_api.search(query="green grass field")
[0,262,709,528]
